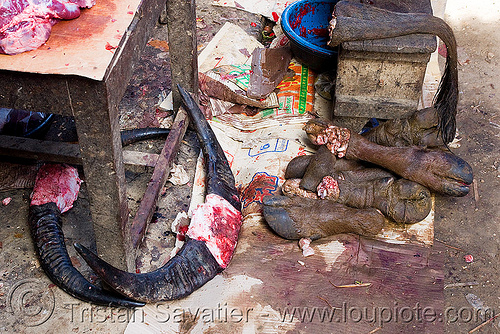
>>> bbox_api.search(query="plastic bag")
[0,108,53,137]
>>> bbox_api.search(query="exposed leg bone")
[304,119,472,197]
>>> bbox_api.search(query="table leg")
[67,78,130,271]
[166,0,199,108]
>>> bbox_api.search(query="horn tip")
[73,243,146,308]
[73,242,107,273]
[73,242,90,256]
[177,84,188,97]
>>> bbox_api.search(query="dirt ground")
[433,1,500,333]
[0,0,499,333]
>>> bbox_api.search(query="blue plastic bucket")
[281,0,339,72]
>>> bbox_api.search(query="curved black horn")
[75,85,242,302]
[177,84,241,211]
[74,238,222,302]
[29,202,144,307]
[120,127,171,146]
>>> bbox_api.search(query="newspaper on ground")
[197,22,263,73]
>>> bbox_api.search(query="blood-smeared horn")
[75,86,242,303]
[30,202,144,307]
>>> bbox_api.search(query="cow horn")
[29,202,144,307]
[75,85,242,302]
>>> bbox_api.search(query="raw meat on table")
[0,0,96,55]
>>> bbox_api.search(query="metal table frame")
[0,0,198,271]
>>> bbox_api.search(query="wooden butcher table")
[0,0,197,271]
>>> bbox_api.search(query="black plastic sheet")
[0,108,53,137]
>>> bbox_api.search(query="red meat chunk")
[0,0,96,55]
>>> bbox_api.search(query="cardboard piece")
[197,22,263,73]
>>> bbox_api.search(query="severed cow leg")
[337,177,431,224]
[282,140,432,224]
[304,119,472,197]
[286,107,448,185]
[282,174,431,225]
[262,195,385,240]
[285,147,368,190]
[362,107,444,147]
